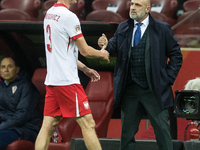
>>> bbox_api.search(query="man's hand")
[78,60,100,82]
[98,33,108,48]
[84,68,100,82]
[100,45,110,63]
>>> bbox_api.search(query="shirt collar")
[4,80,8,85]
[53,3,68,9]
[134,15,149,27]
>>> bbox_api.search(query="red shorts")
[44,84,91,117]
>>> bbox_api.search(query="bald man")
[98,0,182,149]
[0,56,41,149]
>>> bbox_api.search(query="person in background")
[183,77,200,129]
[35,0,109,150]
[98,0,182,149]
[0,56,42,149]
[185,77,200,91]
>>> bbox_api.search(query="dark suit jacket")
[106,14,182,110]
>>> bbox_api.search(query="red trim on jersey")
[53,3,68,9]
[72,33,83,41]
[67,37,71,53]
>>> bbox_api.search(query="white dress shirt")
[132,15,149,47]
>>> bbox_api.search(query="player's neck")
[57,0,70,8]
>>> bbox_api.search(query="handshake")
[98,34,110,63]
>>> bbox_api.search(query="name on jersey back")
[45,14,60,22]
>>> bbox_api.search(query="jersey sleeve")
[64,13,83,40]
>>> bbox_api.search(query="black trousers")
[0,129,19,149]
[120,83,173,150]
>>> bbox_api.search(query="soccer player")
[34,0,109,150]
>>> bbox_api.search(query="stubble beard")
[129,10,146,21]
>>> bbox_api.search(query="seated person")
[184,77,200,91]
[0,56,42,149]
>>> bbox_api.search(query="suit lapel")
[126,19,134,59]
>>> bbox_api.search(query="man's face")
[129,0,150,22]
[0,58,20,84]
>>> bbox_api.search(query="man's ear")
[16,67,20,74]
[146,6,151,13]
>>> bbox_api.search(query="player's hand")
[84,68,100,82]
[100,45,110,63]
[98,33,108,48]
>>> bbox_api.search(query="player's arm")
[77,60,100,82]
[74,36,110,63]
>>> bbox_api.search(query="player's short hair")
[0,55,21,68]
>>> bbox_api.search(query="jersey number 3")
[46,24,52,53]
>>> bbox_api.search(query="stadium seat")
[150,0,178,19]
[116,0,130,19]
[161,0,178,18]
[31,68,46,114]
[31,68,114,150]
[43,0,56,11]
[3,140,34,150]
[183,0,200,12]
[32,68,46,98]
[92,0,120,11]
[69,0,85,20]
[150,11,168,21]
[38,0,56,20]
[150,0,164,5]
[0,9,32,21]
[92,0,178,21]
[150,11,177,26]
[92,0,130,19]
[0,0,41,18]
[86,10,125,23]
[177,11,200,23]
[173,11,200,47]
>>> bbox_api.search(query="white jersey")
[43,3,83,86]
